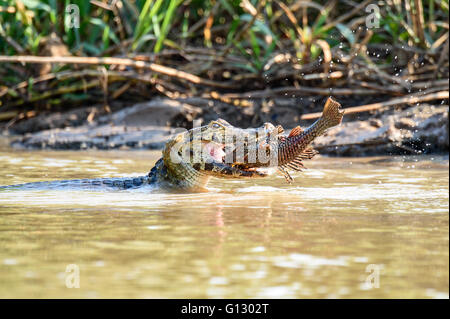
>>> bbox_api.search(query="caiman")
[0,97,344,191]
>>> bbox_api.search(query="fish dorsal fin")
[288,126,303,137]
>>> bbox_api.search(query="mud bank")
[315,104,449,156]
[2,97,449,156]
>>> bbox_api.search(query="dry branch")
[222,87,381,99]
[0,55,236,89]
[301,90,449,120]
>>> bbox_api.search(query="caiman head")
[156,118,284,190]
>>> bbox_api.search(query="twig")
[7,80,102,107]
[433,37,449,78]
[0,24,25,54]
[0,6,15,13]
[0,73,57,98]
[301,90,449,120]
[321,0,372,32]
[222,86,380,99]
[0,111,18,121]
[0,55,236,89]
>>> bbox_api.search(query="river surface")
[0,149,448,298]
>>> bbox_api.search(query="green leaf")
[336,23,355,45]
[154,0,181,53]
[82,42,102,55]
[240,14,276,40]
[102,25,110,50]
[62,93,90,101]
[226,19,240,44]
[232,62,258,73]
[249,29,260,57]
[20,0,51,12]
[313,10,328,32]
[7,89,19,98]
[133,34,157,51]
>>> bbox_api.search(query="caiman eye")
[212,123,221,129]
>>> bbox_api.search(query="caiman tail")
[276,97,344,182]
[0,176,152,190]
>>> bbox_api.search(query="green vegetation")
[0,0,448,114]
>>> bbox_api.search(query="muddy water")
[0,149,448,298]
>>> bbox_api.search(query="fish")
[235,97,345,183]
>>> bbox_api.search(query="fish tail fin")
[319,97,344,129]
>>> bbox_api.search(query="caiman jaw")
[203,141,227,163]
[197,141,268,178]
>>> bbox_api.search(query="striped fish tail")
[318,97,344,129]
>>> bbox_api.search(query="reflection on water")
[0,150,448,298]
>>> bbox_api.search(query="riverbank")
[1,96,448,156]
[1,0,448,157]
